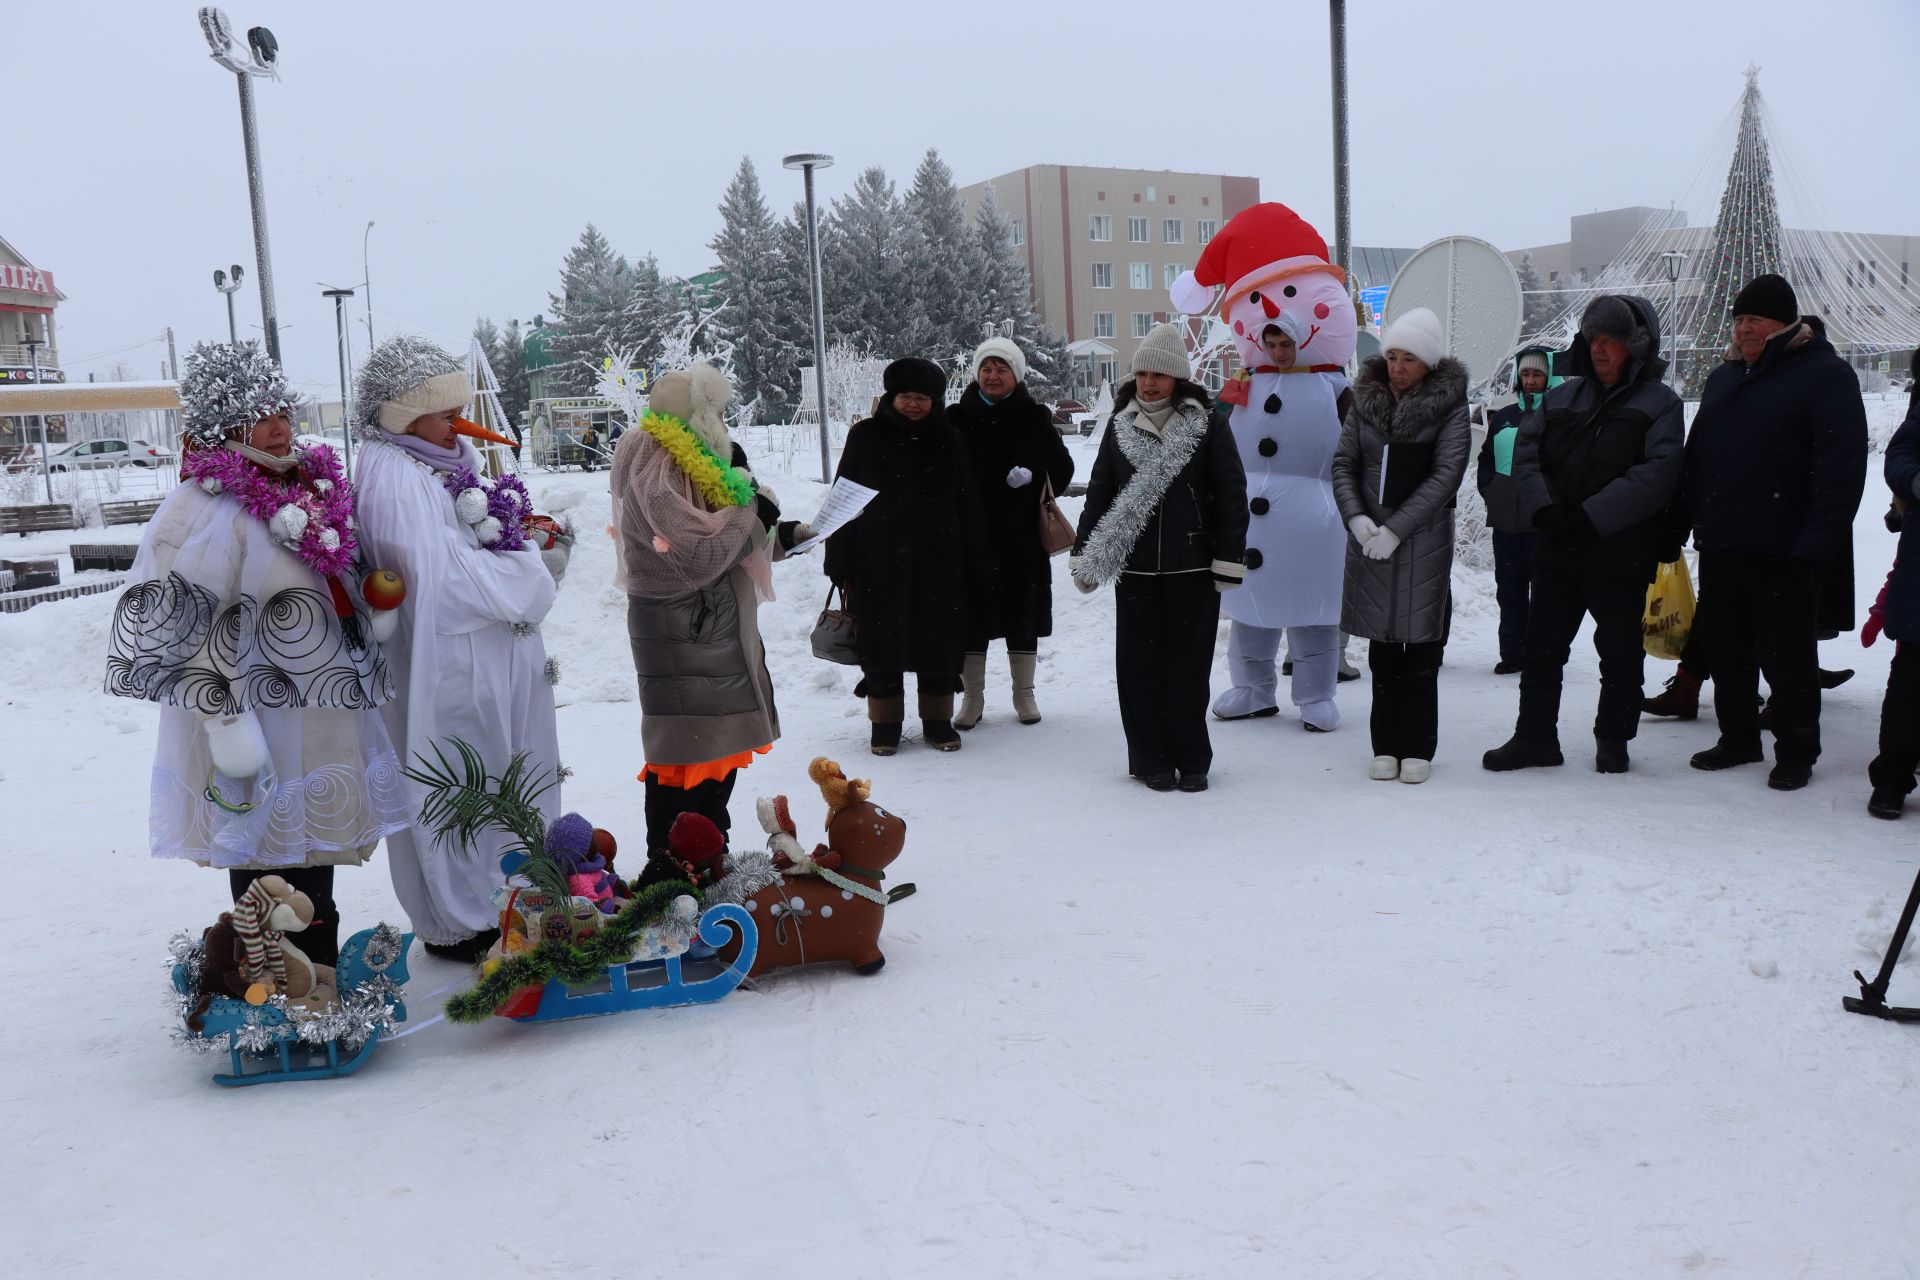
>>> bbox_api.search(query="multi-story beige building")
[959,166,1260,392]
[0,234,65,449]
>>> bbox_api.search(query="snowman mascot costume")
[1170,204,1358,730]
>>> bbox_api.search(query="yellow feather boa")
[636,410,755,509]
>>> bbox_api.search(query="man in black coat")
[1681,273,1868,790]
[1483,296,1683,775]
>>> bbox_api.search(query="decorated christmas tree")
[1684,67,1786,395]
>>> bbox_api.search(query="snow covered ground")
[7,407,1920,1277]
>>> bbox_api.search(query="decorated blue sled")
[496,902,757,1023]
[171,925,415,1087]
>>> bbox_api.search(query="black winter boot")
[868,695,905,756]
[1595,738,1630,774]
[919,690,962,752]
[1689,741,1765,771]
[1481,736,1565,772]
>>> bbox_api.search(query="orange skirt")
[640,744,772,790]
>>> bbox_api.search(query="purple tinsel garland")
[180,444,358,578]
[441,466,531,552]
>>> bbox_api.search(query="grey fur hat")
[1579,296,1654,361]
[178,341,295,448]
[352,335,470,439]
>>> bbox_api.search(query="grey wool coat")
[1331,356,1472,643]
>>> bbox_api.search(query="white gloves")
[1347,515,1379,545]
[1362,527,1402,561]
[1007,466,1034,489]
[205,711,270,779]
[540,541,572,584]
[369,608,400,644]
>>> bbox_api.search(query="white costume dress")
[354,438,562,944]
[1213,368,1350,726]
[106,480,408,867]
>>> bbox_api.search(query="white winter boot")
[1368,755,1400,781]
[1300,700,1341,733]
[1399,758,1432,785]
[1009,651,1042,725]
[956,652,987,730]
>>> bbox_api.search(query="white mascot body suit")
[1170,204,1357,729]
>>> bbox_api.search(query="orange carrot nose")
[452,416,518,448]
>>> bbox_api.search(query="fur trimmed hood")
[647,363,733,456]
[1351,355,1470,441]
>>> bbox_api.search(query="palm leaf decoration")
[404,737,572,906]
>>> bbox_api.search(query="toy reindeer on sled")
[706,757,912,977]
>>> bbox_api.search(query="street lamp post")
[213,263,245,342]
[22,333,51,502]
[362,220,376,352]
[198,8,283,364]
[1329,0,1351,281]
[322,287,357,471]
[783,152,836,483]
[1660,249,1687,390]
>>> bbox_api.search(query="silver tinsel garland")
[351,335,464,438]
[702,849,781,907]
[178,341,295,448]
[544,656,561,686]
[166,925,404,1056]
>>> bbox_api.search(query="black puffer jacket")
[1072,390,1247,578]
[1514,296,1684,581]
[824,399,986,678]
[948,383,1074,639]
[1683,316,1867,564]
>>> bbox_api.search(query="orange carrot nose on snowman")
[451,416,518,448]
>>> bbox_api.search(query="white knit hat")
[1381,308,1446,368]
[1131,323,1191,379]
[971,336,1027,384]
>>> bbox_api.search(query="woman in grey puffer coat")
[1330,307,1470,783]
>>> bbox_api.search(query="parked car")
[33,438,176,473]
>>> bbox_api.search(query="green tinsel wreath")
[443,880,699,1024]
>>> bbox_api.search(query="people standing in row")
[1482,296,1683,775]
[1071,324,1247,792]
[611,364,809,854]
[106,341,408,969]
[353,336,567,961]
[1680,273,1867,791]
[1476,347,1554,676]
[948,337,1074,731]
[825,358,986,757]
[1331,307,1470,784]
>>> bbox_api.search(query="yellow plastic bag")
[1643,558,1695,661]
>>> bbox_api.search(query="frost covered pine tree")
[770,203,827,414]
[710,157,800,424]
[614,253,680,374]
[903,148,986,364]
[1516,251,1557,342]
[970,185,1071,401]
[826,165,931,358]
[545,224,633,395]
[495,317,530,429]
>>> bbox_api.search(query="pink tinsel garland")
[180,444,359,579]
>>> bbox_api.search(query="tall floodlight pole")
[23,333,51,502]
[323,287,357,470]
[784,152,836,483]
[1661,250,1687,390]
[213,263,245,341]
[1329,0,1351,281]
[198,9,283,364]
[362,220,377,351]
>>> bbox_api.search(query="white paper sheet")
[785,477,879,554]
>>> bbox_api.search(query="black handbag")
[810,584,861,665]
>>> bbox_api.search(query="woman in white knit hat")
[351,335,566,960]
[946,337,1074,729]
[1330,307,1470,784]
[1069,323,1248,792]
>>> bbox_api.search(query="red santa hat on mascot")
[1169,203,1346,316]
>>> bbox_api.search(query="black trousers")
[1700,549,1821,767]
[1115,572,1219,778]
[1492,531,1537,664]
[1870,643,1920,795]
[643,771,738,856]
[1678,596,1712,681]
[229,867,338,968]
[1368,640,1444,760]
[1516,564,1650,745]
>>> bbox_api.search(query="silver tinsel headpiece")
[178,341,295,447]
[351,335,465,439]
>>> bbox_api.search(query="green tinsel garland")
[444,880,700,1024]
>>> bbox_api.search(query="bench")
[0,558,59,590]
[72,543,140,572]
[0,503,78,536]
[100,498,164,526]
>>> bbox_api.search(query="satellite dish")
[1382,235,1522,387]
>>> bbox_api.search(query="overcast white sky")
[14,0,1919,397]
